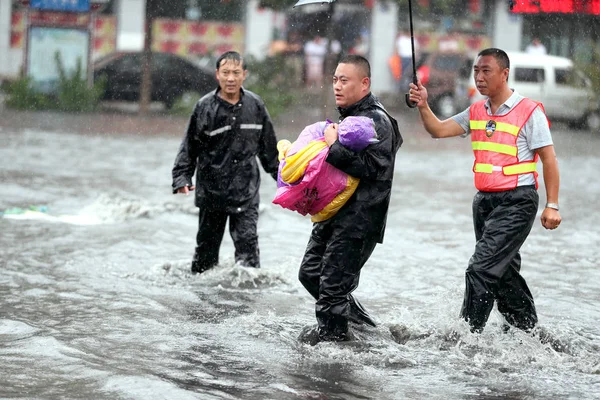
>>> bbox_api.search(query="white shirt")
[526,43,547,55]
[396,35,415,58]
[304,40,327,66]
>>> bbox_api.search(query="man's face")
[216,59,247,95]
[473,55,508,97]
[332,63,369,108]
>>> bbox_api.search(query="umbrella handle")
[405,75,418,108]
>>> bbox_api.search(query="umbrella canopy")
[293,0,335,7]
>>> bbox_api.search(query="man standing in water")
[299,55,403,344]
[408,48,561,333]
[172,51,279,274]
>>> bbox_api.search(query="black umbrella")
[295,0,420,110]
[294,0,335,6]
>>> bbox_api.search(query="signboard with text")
[511,0,600,14]
[27,27,89,93]
[30,0,90,13]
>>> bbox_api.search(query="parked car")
[455,52,600,130]
[93,51,216,108]
[400,50,472,118]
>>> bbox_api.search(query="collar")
[484,89,520,113]
[215,86,245,105]
[337,93,374,118]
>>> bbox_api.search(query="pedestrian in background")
[172,51,279,274]
[298,54,403,344]
[304,36,328,88]
[408,48,561,333]
[396,29,418,80]
[526,38,547,55]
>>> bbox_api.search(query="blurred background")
[1,0,600,119]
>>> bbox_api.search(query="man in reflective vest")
[407,48,562,333]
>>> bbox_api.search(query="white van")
[455,52,600,130]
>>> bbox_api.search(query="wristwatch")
[545,203,559,211]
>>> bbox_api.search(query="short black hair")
[216,51,246,70]
[477,48,510,70]
[338,54,371,78]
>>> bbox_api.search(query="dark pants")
[299,222,378,341]
[460,185,539,332]
[193,204,260,271]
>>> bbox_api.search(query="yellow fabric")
[470,120,487,131]
[277,140,292,161]
[311,176,359,222]
[503,162,537,175]
[472,141,517,157]
[279,139,328,184]
[470,120,520,136]
[474,163,494,173]
[474,162,537,175]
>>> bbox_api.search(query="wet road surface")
[1,107,599,399]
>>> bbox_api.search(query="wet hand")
[408,81,428,108]
[541,208,561,230]
[324,123,339,146]
[177,185,195,195]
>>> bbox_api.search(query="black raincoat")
[298,93,403,341]
[172,88,279,270]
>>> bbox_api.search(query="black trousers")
[194,204,260,270]
[299,222,378,341]
[460,185,539,332]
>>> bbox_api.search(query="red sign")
[541,0,573,13]
[589,0,600,13]
[511,0,600,14]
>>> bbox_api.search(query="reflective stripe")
[474,163,500,173]
[472,141,517,156]
[475,162,537,175]
[503,162,537,175]
[470,121,487,130]
[206,125,231,136]
[240,124,263,130]
[470,120,520,136]
[495,122,520,136]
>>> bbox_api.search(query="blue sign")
[30,0,90,12]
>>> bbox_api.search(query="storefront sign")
[30,0,90,13]
[27,27,89,92]
[511,0,600,15]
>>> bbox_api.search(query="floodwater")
[1,109,599,399]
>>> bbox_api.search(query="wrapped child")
[273,116,378,222]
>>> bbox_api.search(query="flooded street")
[1,108,599,399]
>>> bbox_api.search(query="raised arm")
[408,81,466,139]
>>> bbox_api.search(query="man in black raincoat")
[408,48,562,333]
[172,51,279,273]
[299,55,403,343]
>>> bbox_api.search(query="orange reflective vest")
[469,98,543,192]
